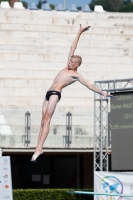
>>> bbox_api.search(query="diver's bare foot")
[31,149,43,162]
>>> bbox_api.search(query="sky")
[28,0,92,7]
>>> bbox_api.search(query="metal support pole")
[106,99,109,171]
[100,99,103,171]
[94,92,96,170]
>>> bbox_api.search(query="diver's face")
[68,58,79,70]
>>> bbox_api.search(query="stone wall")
[0,10,133,148]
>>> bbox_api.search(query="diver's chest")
[63,74,75,81]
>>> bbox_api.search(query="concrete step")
[0,45,132,57]
[0,134,94,148]
[0,96,94,107]
[2,113,94,127]
[0,68,132,83]
[0,53,132,64]
[1,107,94,127]
[0,61,66,70]
[0,61,132,73]
[0,87,96,98]
[0,26,132,38]
[0,22,133,32]
[0,9,132,20]
[0,33,132,44]
[0,11,133,28]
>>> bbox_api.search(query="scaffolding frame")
[94,78,133,171]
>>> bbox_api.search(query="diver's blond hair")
[71,55,82,66]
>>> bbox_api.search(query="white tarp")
[0,113,12,135]
[0,156,13,200]
[94,171,133,200]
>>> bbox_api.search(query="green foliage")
[1,0,8,1]
[13,189,84,200]
[36,0,55,10]
[77,6,82,10]
[109,0,123,11]
[37,0,47,9]
[123,0,132,4]
[119,0,133,12]
[90,0,110,11]
[13,189,94,200]
[119,3,133,12]
[21,1,28,9]
[90,0,123,12]
[50,4,55,10]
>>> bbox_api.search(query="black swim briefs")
[45,90,61,101]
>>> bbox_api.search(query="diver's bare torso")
[48,67,78,92]
[31,25,113,162]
